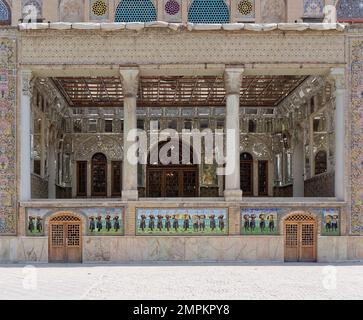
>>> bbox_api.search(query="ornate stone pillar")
[330,68,346,201]
[224,67,244,201]
[120,68,139,201]
[20,70,32,201]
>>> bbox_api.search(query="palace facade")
[0,0,362,263]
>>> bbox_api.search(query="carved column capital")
[119,67,140,97]
[224,67,244,95]
[329,67,346,90]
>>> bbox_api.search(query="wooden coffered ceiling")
[52,75,307,108]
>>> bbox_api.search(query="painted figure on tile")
[96,215,102,232]
[199,214,206,231]
[105,214,112,232]
[268,214,275,232]
[259,214,266,232]
[140,214,146,231]
[251,214,257,230]
[149,214,155,231]
[243,214,250,231]
[332,215,339,232]
[209,214,216,231]
[192,214,199,232]
[157,214,163,231]
[218,215,225,231]
[165,214,171,231]
[89,216,95,232]
[183,214,190,231]
[28,216,35,233]
[325,214,332,232]
[36,216,42,233]
[172,215,179,231]
[113,215,120,232]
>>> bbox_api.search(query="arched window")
[188,0,230,24]
[315,150,327,175]
[337,0,363,22]
[115,0,157,23]
[0,0,11,25]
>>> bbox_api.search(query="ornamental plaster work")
[0,36,16,235]
[261,0,286,23]
[350,38,363,235]
[19,30,345,66]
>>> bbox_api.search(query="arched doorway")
[49,213,82,263]
[92,153,107,197]
[240,152,253,196]
[146,141,199,197]
[284,213,317,262]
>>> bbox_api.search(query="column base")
[122,190,139,201]
[224,189,242,202]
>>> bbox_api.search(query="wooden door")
[240,153,253,196]
[258,160,268,196]
[92,153,107,197]
[49,214,82,263]
[284,214,316,262]
[77,161,87,197]
[147,166,198,197]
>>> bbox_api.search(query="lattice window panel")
[301,224,315,246]
[337,0,363,21]
[235,0,255,21]
[0,0,10,24]
[303,0,324,18]
[115,0,157,22]
[285,213,316,222]
[51,224,64,246]
[50,214,81,222]
[188,0,230,23]
[22,0,42,21]
[67,224,80,246]
[164,0,182,22]
[285,224,298,246]
[89,0,109,21]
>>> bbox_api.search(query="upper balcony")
[0,0,362,27]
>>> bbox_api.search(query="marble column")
[224,67,244,201]
[20,70,32,201]
[48,144,56,199]
[120,68,139,201]
[330,68,346,201]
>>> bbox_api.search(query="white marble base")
[224,189,242,202]
[122,190,138,201]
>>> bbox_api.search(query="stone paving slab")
[0,262,362,300]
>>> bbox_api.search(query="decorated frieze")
[136,208,228,235]
[25,207,125,236]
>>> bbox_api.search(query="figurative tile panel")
[22,0,42,20]
[350,39,363,234]
[26,207,124,236]
[136,208,228,235]
[320,208,340,236]
[241,208,280,235]
[0,37,16,235]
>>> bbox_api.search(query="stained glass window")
[188,0,230,24]
[0,0,10,24]
[115,0,157,23]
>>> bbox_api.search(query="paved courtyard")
[0,262,362,300]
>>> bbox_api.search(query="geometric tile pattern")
[0,37,17,235]
[188,0,230,23]
[350,39,363,235]
[115,0,157,23]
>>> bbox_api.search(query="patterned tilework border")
[0,37,16,235]
[350,39,363,235]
